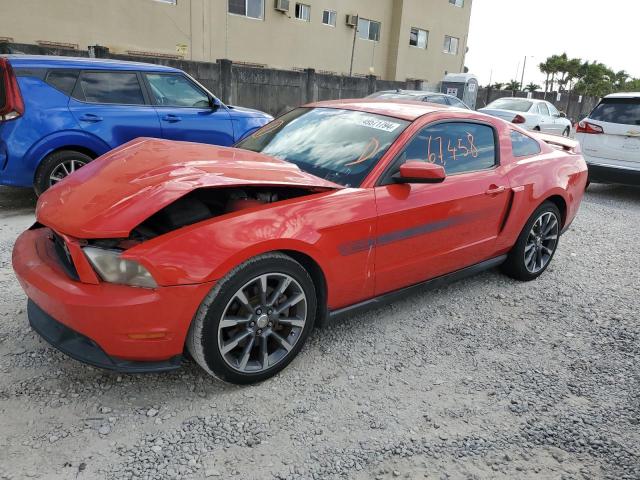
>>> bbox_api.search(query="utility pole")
[520,55,528,90]
[349,15,359,77]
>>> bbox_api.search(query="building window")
[295,3,311,21]
[409,27,428,49]
[358,18,381,42]
[443,35,459,54]
[322,9,337,27]
[228,0,264,19]
[449,0,464,6]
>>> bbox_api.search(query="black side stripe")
[338,212,480,256]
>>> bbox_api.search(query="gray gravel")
[0,184,638,480]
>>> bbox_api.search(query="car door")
[373,120,511,296]
[547,102,565,134]
[68,70,162,148]
[143,72,235,146]
[536,102,555,133]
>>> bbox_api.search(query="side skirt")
[328,255,507,323]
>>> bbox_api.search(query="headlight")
[83,247,157,288]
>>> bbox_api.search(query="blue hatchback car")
[0,55,272,193]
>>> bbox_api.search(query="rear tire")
[187,253,317,384]
[562,127,571,137]
[34,150,92,196]
[501,201,561,281]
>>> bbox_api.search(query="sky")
[465,0,640,87]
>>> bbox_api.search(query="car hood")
[228,105,273,119]
[36,138,342,239]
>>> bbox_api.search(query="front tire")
[501,201,561,281]
[187,253,317,384]
[34,150,92,195]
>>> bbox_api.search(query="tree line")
[488,53,639,97]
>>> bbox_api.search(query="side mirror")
[210,96,222,111]
[393,161,446,184]
[559,111,566,118]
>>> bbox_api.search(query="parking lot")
[0,184,638,480]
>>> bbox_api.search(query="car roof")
[373,90,452,98]
[1,54,179,72]
[492,97,539,103]
[603,92,640,99]
[305,98,449,121]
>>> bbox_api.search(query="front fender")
[126,188,378,309]
[25,130,112,175]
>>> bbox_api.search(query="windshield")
[487,98,533,112]
[236,107,409,187]
[590,98,640,126]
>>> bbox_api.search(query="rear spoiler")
[533,132,581,154]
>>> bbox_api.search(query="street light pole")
[520,55,528,90]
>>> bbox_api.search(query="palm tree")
[492,82,504,90]
[525,82,541,92]
[555,53,570,92]
[613,70,630,90]
[539,61,551,94]
[506,80,521,92]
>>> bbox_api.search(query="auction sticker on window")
[356,117,402,132]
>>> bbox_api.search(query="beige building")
[0,0,472,82]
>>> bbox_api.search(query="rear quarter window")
[45,70,80,96]
[510,130,541,157]
[73,71,145,105]
[590,98,640,126]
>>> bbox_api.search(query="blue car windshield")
[236,107,409,187]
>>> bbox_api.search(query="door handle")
[162,114,182,123]
[485,185,506,195]
[79,114,103,123]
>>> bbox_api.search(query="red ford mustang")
[12,100,587,384]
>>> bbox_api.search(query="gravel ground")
[0,184,638,480]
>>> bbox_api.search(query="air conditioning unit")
[275,0,289,12]
[346,14,358,27]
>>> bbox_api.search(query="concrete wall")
[0,0,471,82]
[3,41,597,120]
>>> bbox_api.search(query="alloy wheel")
[49,159,87,186]
[217,273,307,373]
[524,211,559,273]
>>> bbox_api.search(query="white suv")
[576,92,640,186]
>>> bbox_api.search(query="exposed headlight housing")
[83,247,157,288]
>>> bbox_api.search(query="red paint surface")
[13,101,588,363]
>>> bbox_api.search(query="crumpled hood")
[36,138,342,239]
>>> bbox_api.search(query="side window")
[145,73,210,107]
[448,97,467,109]
[510,130,541,157]
[398,122,496,175]
[538,103,550,116]
[74,71,145,105]
[426,95,448,105]
[547,103,559,117]
[46,70,80,95]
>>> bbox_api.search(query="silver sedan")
[479,98,572,136]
